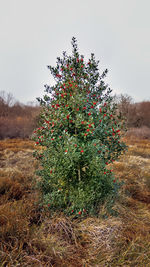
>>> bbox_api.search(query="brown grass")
[0,137,150,266]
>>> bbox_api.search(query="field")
[0,137,150,266]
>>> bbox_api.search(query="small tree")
[33,37,126,216]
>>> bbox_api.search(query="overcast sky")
[0,0,150,104]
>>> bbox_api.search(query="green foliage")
[33,37,127,216]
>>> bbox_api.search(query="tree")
[33,37,126,216]
[0,91,14,117]
[113,94,134,127]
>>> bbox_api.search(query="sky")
[0,0,150,104]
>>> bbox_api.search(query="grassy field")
[0,137,150,266]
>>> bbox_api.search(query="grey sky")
[0,0,150,104]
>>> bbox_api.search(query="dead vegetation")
[0,137,150,266]
[0,91,40,140]
[126,126,150,140]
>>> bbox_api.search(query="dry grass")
[0,137,150,266]
[0,138,35,151]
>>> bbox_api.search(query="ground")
[0,137,150,266]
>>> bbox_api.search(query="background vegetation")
[0,91,40,139]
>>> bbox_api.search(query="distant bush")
[0,91,40,139]
[126,126,150,139]
[114,94,150,129]
[135,101,150,128]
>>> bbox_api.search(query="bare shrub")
[114,94,150,129]
[0,116,38,139]
[135,101,150,128]
[126,126,150,139]
[0,91,40,139]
